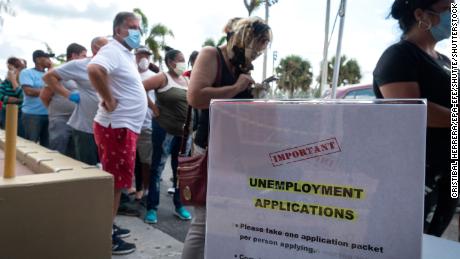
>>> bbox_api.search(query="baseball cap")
[135,46,152,55]
[32,50,55,61]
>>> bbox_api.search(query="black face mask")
[229,46,254,75]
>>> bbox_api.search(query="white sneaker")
[167,187,175,194]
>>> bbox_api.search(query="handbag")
[177,47,222,206]
[177,105,208,206]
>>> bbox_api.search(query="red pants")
[93,122,138,189]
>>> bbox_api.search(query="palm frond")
[133,8,149,35]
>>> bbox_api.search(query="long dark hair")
[390,0,440,34]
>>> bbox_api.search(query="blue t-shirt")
[19,68,48,115]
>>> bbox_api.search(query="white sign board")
[206,100,426,259]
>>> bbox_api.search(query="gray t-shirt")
[47,80,77,118]
[54,58,99,134]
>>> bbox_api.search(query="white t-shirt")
[89,40,147,134]
[54,58,98,134]
[140,69,156,129]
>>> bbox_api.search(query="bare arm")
[43,69,72,99]
[22,85,42,97]
[143,72,167,91]
[187,47,254,109]
[379,82,450,128]
[146,95,160,117]
[39,87,54,107]
[87,64,117,112]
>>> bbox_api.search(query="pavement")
[113,157,460,259]
[113,157,189,259]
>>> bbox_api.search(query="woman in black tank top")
[182,17,272,259]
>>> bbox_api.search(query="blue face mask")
[123,29,141,49]
[429,10,451,42]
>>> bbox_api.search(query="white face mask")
[138,58,149,71]
[173,62,187,76]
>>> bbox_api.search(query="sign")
[205,100,426,259]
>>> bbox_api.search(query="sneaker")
[144,209,158,224]
[113,224,130,238]
[175,207,192,220]
[167,187,175,194]
[112,235,136,255]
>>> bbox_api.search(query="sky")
[0,0,453,89]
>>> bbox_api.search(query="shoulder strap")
[214,47,223,87]
[179,48,223,156]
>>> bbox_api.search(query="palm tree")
[0,0,14,27]
[243,0,263,16]
[202,36,226,47]
[146,24,174,70]
[133,8,174,70]
[133,8,148,35]
[317,55,362,87]
[276,55,313,98]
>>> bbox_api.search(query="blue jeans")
[22,113,49,148]
[147,120,189,211]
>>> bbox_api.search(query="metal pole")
[320,0,331,97]
[262,0,269,81]
[331,0,347,99]
[4,104,17,178]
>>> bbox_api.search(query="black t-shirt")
[373,40,451,169]
[194,48,253,149]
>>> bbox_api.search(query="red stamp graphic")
[269,137,342,167]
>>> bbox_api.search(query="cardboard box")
[0,171,113,259]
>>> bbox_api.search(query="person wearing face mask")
[143,47,192,225]
[373,0,455,237]
[183,17,272,259]
[131,46,159,202]
[0,57,26,136]
[87,12,147,255]
[19,49,54,147]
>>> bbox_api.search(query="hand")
[102,98,118,112]
[151,104,160,118]
[68,91,80,104]
[6,69,16,81]
[235,74,255,93]
[251,83,268,99]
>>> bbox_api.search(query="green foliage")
[147,23,174,67]
[133,8,149,35]
[217,36,227,46]
[243,0,263,16]
[275,55,313,98]
[133,8,174,69]
[202,36,226,47]
[202,38,216,47]
[317,55,362,87]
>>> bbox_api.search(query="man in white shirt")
[87,12,147,255]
